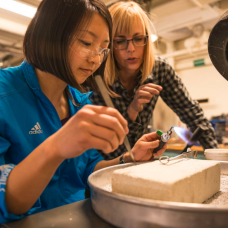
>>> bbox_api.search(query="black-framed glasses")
[113,35,149,50]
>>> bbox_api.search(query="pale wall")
[177,64,228,120]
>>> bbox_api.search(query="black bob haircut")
[23,0,112,92]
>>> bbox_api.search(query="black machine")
[208,10,228,81]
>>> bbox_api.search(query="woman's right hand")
[127,83,162,121]
[50,105,128,159]
[129,83,162,113]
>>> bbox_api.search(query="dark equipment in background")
[0,54,13,69]
[208,10,228,81]
[135,0,153,13]
[208,10,228,145]
[210,114,227,144]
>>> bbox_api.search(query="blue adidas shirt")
[0,61,104,224]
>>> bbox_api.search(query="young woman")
[0,0,166,224]
[90,1,218,160]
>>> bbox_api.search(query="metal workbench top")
[1,199,116,228]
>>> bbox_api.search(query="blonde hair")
[105,1,156,96]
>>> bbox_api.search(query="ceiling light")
[151,34,158,42]
[0,0,37,18]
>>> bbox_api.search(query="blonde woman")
[90,1,218,160]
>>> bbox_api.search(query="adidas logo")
[29,122,43,134]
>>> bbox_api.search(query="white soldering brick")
[112,159,220,203]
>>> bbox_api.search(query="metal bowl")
[88,162,228,228]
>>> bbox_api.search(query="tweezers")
[159,149,198,165]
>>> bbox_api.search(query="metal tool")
[159,148,198,165]
[153,126,173,154]
[94,75,135,163]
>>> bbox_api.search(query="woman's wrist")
[127,104,138,122]
[44,136,65,164]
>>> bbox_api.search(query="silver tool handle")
[94,75,136,163]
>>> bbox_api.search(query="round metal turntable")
[88,162,228,228]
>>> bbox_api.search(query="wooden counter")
[167,144,228,152]
[167,144,204,151]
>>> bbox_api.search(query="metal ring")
[159,156,169,164]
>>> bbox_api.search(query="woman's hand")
[51,105,128,159]
[124,132,167,162]
[130,83,162,112]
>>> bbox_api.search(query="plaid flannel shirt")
[90,56,218,160]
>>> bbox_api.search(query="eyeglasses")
[113,35,148,50]
[77,46,110,64]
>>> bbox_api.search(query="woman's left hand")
[95,132,167,171]
[124,132,167,162]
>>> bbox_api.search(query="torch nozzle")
[167,126,174,135]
